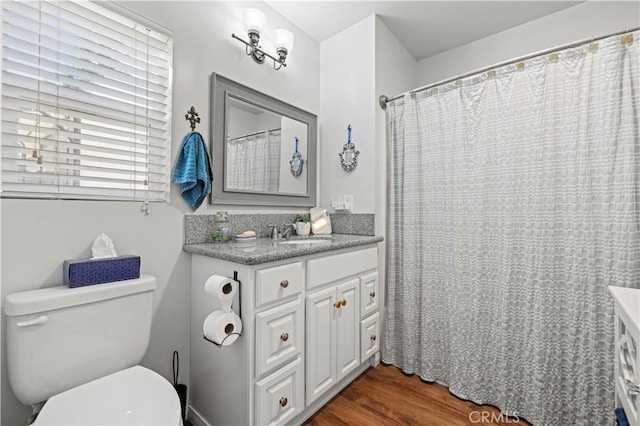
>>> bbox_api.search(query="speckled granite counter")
[183,234,383,265]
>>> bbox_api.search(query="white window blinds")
[1,0,172,201]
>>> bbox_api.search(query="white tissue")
[91,233,118,258]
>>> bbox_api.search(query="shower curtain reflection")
[226,129,281,192]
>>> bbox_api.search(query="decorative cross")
[185,106,200,131]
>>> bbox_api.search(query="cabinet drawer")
[360,271,379,318]
[255,357,304,426]
[307,246,377,290]
[360,312,380,362]
[256,262,303,308]
[256,299,303,377]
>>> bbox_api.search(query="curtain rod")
[228,128,281,142]
[379,26,639,110]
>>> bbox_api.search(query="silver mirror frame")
[210,73,317,207]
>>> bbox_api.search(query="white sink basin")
[277,239,331,245]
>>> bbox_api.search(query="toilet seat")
[34,366,182,425]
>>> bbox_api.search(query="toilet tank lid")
[5,275,156,317]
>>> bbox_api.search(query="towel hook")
[185,106,200,131]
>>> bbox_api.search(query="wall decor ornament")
[290,136,304,177]
[338,124,359,172]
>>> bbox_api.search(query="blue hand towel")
[172,131,212,210]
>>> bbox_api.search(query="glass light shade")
[273,29,294,53]
[243,8,266,34]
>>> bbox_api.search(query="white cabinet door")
[305,286,336,406]
[360,271,379,318]
[336,279,360,381]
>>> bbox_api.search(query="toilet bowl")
[33,366,182,426]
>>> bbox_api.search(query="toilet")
[5,275,182,425]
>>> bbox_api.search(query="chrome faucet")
[280,223,296,239]
[268,223,296,240]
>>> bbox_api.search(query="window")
[1,0,172,201]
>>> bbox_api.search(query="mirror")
[211,73,317,207]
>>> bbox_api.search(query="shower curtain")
[383,31,639,425]
[226,129,281,192]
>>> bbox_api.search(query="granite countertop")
[183,234,383,265]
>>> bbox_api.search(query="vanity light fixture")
[232,8,294,70]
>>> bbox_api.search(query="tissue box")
[63,255,140,288]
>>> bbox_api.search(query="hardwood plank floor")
[304,364,531,425]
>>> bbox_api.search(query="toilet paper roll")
[203,310,242,346]
[204,275,237,311]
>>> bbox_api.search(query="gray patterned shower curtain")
[383,31,639,425]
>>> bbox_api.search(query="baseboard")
[186,405,210,426]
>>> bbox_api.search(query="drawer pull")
[371,334,377,342]
[280,332,289,342]
[280,279,289,288]
[279,397,288,407]
[370,291,376,298]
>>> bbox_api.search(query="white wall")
[319,16,376,213]
[416,1,640,87]
[0,1,319,425]
[122,0,320,216]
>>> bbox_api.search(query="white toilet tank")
[5,275,156,406]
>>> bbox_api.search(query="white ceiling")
[267,1,582,61]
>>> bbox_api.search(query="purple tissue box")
[63,255,140,288]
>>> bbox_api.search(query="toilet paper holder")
[204,331,242,348]
[203,271,242,348]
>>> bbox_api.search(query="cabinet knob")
[280,332,289,342]
[371,334,377,342]
[280,279,289,288]
[279,397,288,407]
[370,291,376,298]
[334,301,342,309]
[341,299,347,307]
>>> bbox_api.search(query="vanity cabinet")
[188,243,380,426]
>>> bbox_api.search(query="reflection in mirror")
[289,137,304,177]
[225,96,307,194]
[211,73,317,207]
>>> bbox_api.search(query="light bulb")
[273,29,294,53]
[243,8,266,35]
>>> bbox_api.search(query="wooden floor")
[304,364,530,425]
